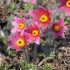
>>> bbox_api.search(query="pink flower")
[23,0,36,4]
[46,18,67,39]
[24,24,41,44]
[8,32,28,52]
[59,0,70,16]
[11,16,26,35]
[29,6,51,29]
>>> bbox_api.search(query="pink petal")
[23,0,36,4]
[57,32,65,38]
[12,21,18,26]
[29,10,41,19]
[11,28,17,33]
[15,47,22,52]
[59,0,66,4]
[29,6,50,19]
[14,16,20,22]
[34,37,40,44]
[59,5,70,16]
[32,0,36,4]
[28,34,34,42]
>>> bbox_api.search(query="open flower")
[29,6,51,29]
[11,16,26,35]
[59,0,70,16]
[23,0,36,4]
[8,32,28,52]
[47,18,67,39]
[25,24,41,44]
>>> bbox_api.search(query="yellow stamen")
[16,39,25,47]
[32,30,39,37]
[54,25,60,31]
[66,0,70,8]
[18,23,25,30]
[39,15,48,23]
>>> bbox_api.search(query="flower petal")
[59,5,70,16]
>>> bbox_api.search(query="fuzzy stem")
[33,44,37,63]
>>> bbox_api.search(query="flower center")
[66,0,70,8]
[16,39,25,47]
[32,30,39,37]
[39,15,48,23]
[54,25,60,31]
[18,23,25,30]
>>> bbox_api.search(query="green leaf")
[43,64,53,70]
[20,63,37,70]
[24,3,33,12]
[47,52,55,59]
[0,65,6,70]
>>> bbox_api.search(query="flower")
[23,0,36,4]
[24,24,41,44]
[8,32,28,52]
[59,0,70,16]
[11,16,26,35]
[47,18,67,39]
[29,6,51,29]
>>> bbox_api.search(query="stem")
[33,44,37,63]
[23,46,29,63]
[25,46,29,63]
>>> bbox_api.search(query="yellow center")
[16,39,25,47]
[18,23,25,30]
[54,25,60,31]
[32,30,39,37]
[39,15,48,23]
[66,0,70,8]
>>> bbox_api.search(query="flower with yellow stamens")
[39,15,48,23]
[53,25,60,31]
[16,39,25,47]
[46,18,67,39]
[59,0,70,16]
[32,30,39,37]
[66,0,70,8]
[29,6,51,29]
[11,16,26,34]
[8,32,27,52]
[25,24,40,44]
[18,23,25,30]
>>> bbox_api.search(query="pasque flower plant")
[8,1,68,52]
[0,1,70,70]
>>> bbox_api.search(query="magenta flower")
[59,0,70,16]
[29,6,51,29]
[24,24,41,44]
[47,18,67,39]
[11,16,26,35]
[8,32,28,52]
[23,0,36,4]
